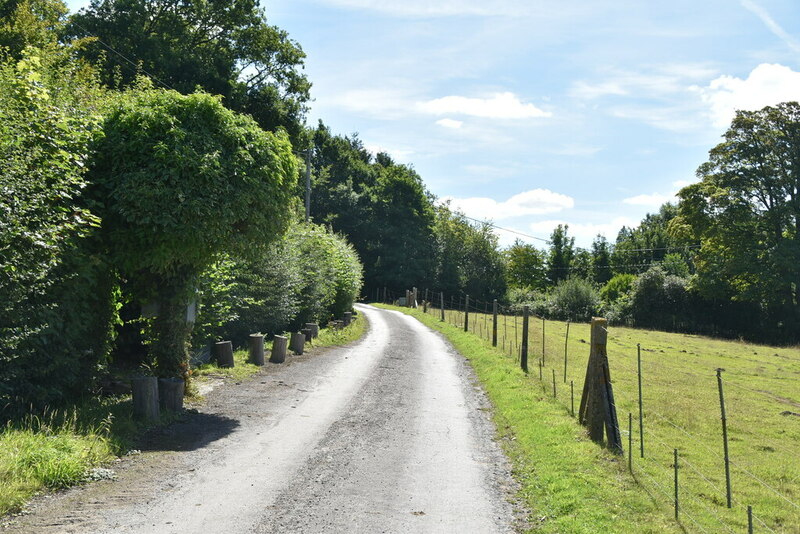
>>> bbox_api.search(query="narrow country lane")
[3,305,520,534]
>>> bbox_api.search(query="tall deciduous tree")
[67,0,310,142]
[504,239,547,290]
[674,101,800,338]
[88,88,297,378]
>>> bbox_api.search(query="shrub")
[600,273,636,304]
[548,278,600,322]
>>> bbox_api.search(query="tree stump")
[213,340,234,368]
[301,328,313,345]
[305,323,319,339]
[132,376,159,421]
[290,332,305,355]
[343,312,352,326]
[249,333,265,366]
[158,378,184,412]
[270,335,288,363]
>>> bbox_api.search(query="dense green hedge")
[0,50,116,414]
[192,222,363,348]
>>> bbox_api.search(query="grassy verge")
[0,313,368,518]
[387,302,800,532]
[377,303,682,533]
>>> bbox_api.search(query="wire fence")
[373,287,800,533]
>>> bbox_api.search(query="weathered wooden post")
[158,378,184,412]
[383,286,387,303]
[464,295,470,332]
[249,333,265,366]
[290,332,305,355]
[440,292,445,322]
[492,299,498,347]
[423,300,427,313]
[521,306,529,373]
[578,318,622,453]
[305,323,319,339]
[412,287,418,308]
[214,340,234,368]
[343,311,352,326]
[717,368,732,508]
[301,327,313,345]
[132,376,159,420]
[270,335,288,363]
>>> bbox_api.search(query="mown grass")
[0,313,368,518]
[382,303,800,533]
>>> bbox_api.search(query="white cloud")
[548,144,602,157]
[672,179,694,189]
[442,189,574,220]
[740,0,800,53]
[418,92,552,119]
[436,118,464,129]
[622,193,674,207]
[694,63,800,127]
[363,143,414,162]
[333,88,414,119]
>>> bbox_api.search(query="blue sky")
[66,0,800,248]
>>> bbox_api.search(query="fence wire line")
[639,454,737,533]
[636,466,712,534]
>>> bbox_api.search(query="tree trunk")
[290,332,305,355]
[151,271,193,380]
[214,340,234,368]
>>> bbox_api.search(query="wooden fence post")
[440,292,445,322]
[492,299,498,347]
[521,306,529,373]
[464,295,470,332]
[578,318,622,453]
[132,376,159,420]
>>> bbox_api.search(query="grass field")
[384,302,800,533]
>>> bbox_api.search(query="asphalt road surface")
[3,304,520,533]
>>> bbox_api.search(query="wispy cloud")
[418,92,552,119]
[443,189,574,220]
[693,63,800,127]
[436,118,464,129]
[740,0,800,53]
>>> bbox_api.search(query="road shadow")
[136,411,240,452]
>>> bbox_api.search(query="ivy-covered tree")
[87,88,297,379]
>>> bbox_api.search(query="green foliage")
[547,224,575,284]
[590,235,612,284]
[600,273,636,304]
[67,0,310,142]
[88,88,297,378]
[0,48,116,414]
[675,102,800,341]
[504,239,546,291]
[0,0,68,57]
[612,203,692,274]
[547,277,600,322]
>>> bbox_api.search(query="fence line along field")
[403,291,799,533]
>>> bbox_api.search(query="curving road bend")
[3,304,520,533]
